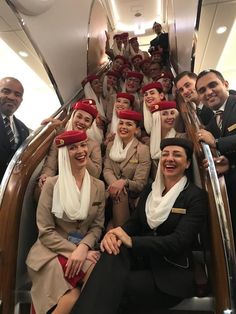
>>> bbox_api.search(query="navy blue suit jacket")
[150,33,169,51]
[206,95,236,162]
[123,181,207,298]
[0,115,29,182]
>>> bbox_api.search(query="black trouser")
[70,247,182,314]
[225,169,236,243]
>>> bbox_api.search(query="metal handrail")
[0,59,112,205]
[201,142,236,313]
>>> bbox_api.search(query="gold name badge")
[227,123,236,132]
[171,207,186,214]
[129,159,138,164]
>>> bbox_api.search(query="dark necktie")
[215,110,223,130]
[196,107,202,117]
[4,116,15,147]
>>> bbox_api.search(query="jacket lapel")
[221,96,234,135]
[0,115,11,149]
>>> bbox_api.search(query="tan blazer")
[41,137,102,178]
[26,175,105,314]
[103,137,151,193]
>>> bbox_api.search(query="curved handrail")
[201,143,236,313]
[177,97,236,313]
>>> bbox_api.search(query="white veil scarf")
[110,106,119,134]
[52,147,91,220]
[109,133,134,162]
[143,100,153,134]
[150,111,176,160]
[102,75,109,98]
[65,110,75,131]
[112,41,124,57]
[84,82,105,143]
[145,164,187,229]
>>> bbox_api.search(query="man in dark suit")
[149,22,169,63]
[0,77,29,182]
[196,69,236,239]
[174,71,214,126]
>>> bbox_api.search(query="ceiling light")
[18,51,28,58]
[216,26,227,34]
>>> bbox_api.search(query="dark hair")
[196,69,225,86]
[134,120,141,128]
[160,137,193,160]
[174,71,197,86]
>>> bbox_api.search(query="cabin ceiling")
[0,0,235,90]
[100,0,166,37]
[195,0,236,87]
[0,0,52,85]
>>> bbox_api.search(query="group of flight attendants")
[26,30,236,314]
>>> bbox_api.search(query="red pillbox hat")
[158,71,173,80]
[116,92,135,105]
[150,101,176,113]
[118,109,142,121]
[55,130,87,147]
[73,99,98,119]
[81,75,99,88]
[129,37,138,43]
[126,71,143,82]
[131,54,143,63]
[142,82,163,93]
[114,55,127,63]
[106,70,121,78]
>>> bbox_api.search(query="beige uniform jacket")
[26,175,105,314]
[41,137,102,178]
[103,137,151,193]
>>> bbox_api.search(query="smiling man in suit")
[0,77,29,182]
[196,69,236,240]
[174,71,214,126]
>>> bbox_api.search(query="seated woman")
[70,137,208,314]
[26,130,105,314]
[38,99,102,190]
[142,82,183,179]
[103,109,151,228]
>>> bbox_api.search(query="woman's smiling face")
[118,119,137,142]
[72,110,93,131]
[144,88,164,110]
[160,145,190,181]
[160,109,177,130]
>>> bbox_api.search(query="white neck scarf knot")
[52,147,91,220]
[145,164,187,229]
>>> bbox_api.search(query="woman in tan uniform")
[142,82,182,179]
[38,99,102,190]
[27,130,105,314]
[104,92,134,146]
[103,110,151,228]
